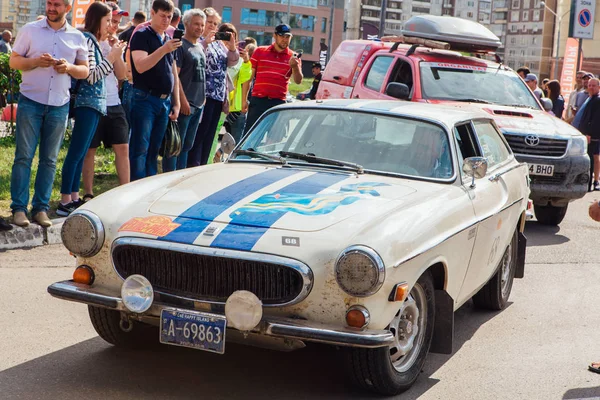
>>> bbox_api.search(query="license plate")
[160,309,226,354]
[528,163,554,176]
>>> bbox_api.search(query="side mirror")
[463,157,488,188]
[539,97,553,112]
[385,82,410,100]
[221,132,236,154]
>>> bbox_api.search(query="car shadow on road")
[563,385,600,399]
[0,302,508,399]
[524,222,569,247]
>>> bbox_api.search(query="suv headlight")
[568,135,587,156]
[61,210,105,257]
[335,245,385,297]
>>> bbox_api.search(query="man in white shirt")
[0,30,12,54]
[524,73,544,101]
[565,70,586,122]
[8,0,88,227]
[82,2,130,202]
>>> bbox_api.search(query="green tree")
[0,53,21,134]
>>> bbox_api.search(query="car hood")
[147,165,417,234]
[426,101,582,137]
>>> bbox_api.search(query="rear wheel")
[473,228,518,311]
[346,271,435,395]
[88,306,157,347]
[534,204,568,226]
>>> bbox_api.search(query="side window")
[364,56,394,92]
[388,58,414,94]
[473,121,511,168]
[454,123,481,178]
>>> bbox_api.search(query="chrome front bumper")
[48,280,394,349]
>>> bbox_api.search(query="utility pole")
[327,0,335,64]
[378,0,388,37]
[287,0,292,25]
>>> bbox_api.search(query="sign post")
[568,0,595,71]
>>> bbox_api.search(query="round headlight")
[121,274,154,313]
[335,246,385,297]
[61,211,105,257]
[225,290,263,331]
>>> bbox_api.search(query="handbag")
[159,119,182,158]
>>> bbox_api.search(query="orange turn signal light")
[346,306,369,329]
[389,282,409,302]
[73,265,95,285]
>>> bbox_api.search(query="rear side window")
[365,56,394,92]
[473,121,511,168]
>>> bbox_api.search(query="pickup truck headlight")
[568,135,587,156]
[61,210,105,257]
[335,246,385,297]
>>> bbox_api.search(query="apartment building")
[2,0,43,33]
[190,0,344,73]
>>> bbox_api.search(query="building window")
[510,11,519,21]
[290,35,314,54]
[520,49,525,56]
[508,61,515,69]
[523,0,530,8]
[413,6,430,13]
[530,62,538,70]
[532,36,537,44]
[510,23,517,31]
[533,10,540,20]
[222,6,232,23]
[240,9,288,27]
[467,11,474,18]
[512,0,519,8]
[510,37,516,44]
[467,1,475,6]
[289,14,316,31]
[239,30,272,46]
[321,17,327,33]
[522,11,528,21]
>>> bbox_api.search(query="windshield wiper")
[454,98,492,104]
[232,149,287,164]
[279,151,364,174]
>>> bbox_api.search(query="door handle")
[353,94,360,99]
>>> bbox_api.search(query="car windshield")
[419,62,541,109]
[233,109,454,180]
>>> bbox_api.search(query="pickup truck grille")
[529,172,566,185]
[503,134,568,157]
[112,244,306,305]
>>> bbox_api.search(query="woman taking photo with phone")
[187,8,239,167]
[58,1,126,216]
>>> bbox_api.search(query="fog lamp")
[346,305,370,329]
[225,290,263,331]
[121,274,154,313]
[73,265,95,285]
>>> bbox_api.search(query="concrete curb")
[0,218,65,250]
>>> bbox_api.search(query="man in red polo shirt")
[243,24,303,134]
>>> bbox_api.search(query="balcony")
[443,2,453,7]
[362,16,381,22]
[362,4,382,10]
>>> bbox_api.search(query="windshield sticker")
[423,62,486,72]
[119,216,181,237]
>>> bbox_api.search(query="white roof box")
[402,15,502,52]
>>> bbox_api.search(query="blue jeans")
[162,105,203,172]
[129,89,171,181]
[121,80,134,126]
[61,106,101,195]
[11,95,69,215]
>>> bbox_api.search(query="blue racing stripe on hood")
[159,168,300,243]
[209,172,349,251]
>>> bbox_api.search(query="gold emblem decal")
[119,216,180,237]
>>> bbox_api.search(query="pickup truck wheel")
[346,271,435,395]
[88,306,156,347]
[534,204,568,226]
[473,229,518,311]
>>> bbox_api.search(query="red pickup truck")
[316,24,589,226]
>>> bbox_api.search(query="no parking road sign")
[570,0,596,39]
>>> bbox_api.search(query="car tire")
[346,271,435,396]
[88,306,156,347]
[534,204,568,226]
[472,228,518,311]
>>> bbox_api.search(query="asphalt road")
[1,192,600,399]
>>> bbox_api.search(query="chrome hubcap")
[389,283,427,373]
[500,241,513,298]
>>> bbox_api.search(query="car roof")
[379,42,502,68]
[275,100,493,128]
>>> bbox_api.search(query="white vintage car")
[49,100,530,395]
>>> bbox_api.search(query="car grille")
[112,244,306,305]
[503,134,568,157]
[529,172,566,185]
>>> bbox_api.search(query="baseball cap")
[275,24,292,36]
[107,2,129,16]
[524,73,538,82]
[583,73,594,79]
[312,62,322,69]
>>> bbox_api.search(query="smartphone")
[215,31,231,41]
[173,29,184,40]
[295,49,303,58]
[238,41,247,50]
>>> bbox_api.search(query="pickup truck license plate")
[160,309,226,354]
[528,163,554,176]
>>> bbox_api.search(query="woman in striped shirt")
[58,2,126,216]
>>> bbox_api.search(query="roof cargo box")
[402,15,502,52]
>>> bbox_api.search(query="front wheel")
[534,204,568,226]
[88,306,157,347]
[346,271,435,395]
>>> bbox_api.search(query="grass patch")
[0,133,119,219]
[289,78,313,97]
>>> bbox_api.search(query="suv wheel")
[534,204,568,226]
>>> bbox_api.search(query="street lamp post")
[540,1,570,80]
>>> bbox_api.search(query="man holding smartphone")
[243,24,303,134]
[129,0,181,180]
[7,0,89,227]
